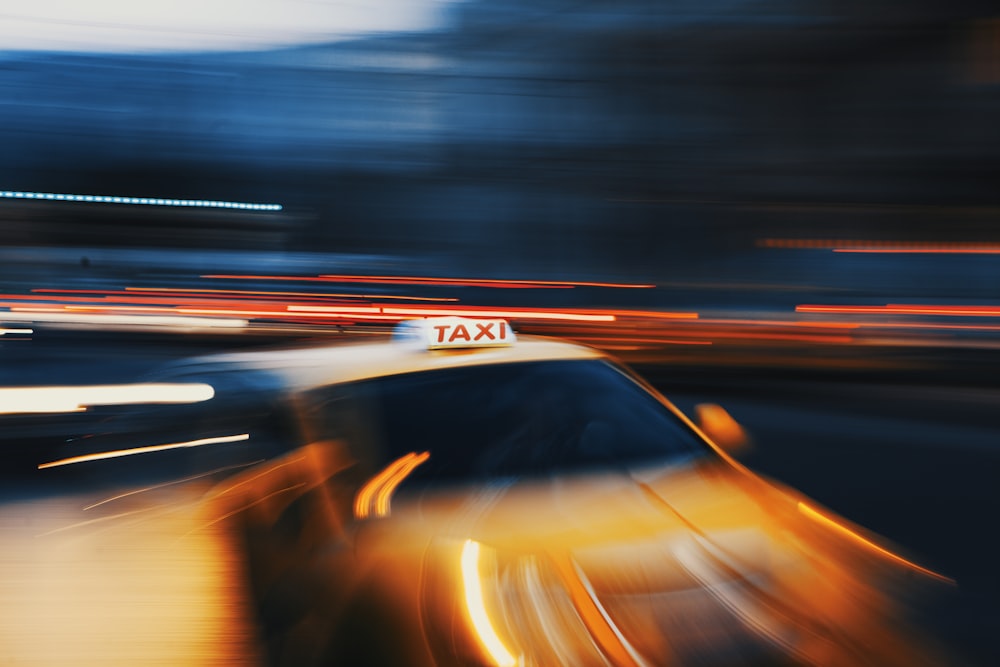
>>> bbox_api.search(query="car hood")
[383,459,943,666]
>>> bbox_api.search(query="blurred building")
[0,0,998,298]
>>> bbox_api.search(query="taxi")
[174,317,950,667]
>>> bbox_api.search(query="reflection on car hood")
[391,460,941,666]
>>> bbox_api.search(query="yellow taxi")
[186,317,951,667]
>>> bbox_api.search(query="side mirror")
[694,403,750,455]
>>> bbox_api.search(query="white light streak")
[0,2,450,53]
[0,190,282,211]
[461,540,518,667]
[1,310,247,329]
[0,382,215,415]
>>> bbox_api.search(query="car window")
[307,359,711,488]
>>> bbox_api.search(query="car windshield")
[306,359,712,487]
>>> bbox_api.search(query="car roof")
[159,333,605,393]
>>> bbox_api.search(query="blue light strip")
[0,190,282,211]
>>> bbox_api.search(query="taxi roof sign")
[394,317,516,350]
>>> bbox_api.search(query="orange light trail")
[548,554,648,667]
[0,293,128,303]
[125,287,459,302]
[573,337,713,346]
[861,322,1000,332]
[9,294,281,309]
[261,304,384,314]
[354,452,430,519]
[884,304,1000,315]
[601,309,698,321]
[5,286,708,330]
[38,434,250,469]
[797,502,954,584]
[34,289,1000,344]
[63,305,191,314]
[305,305,621,322]
[9,298,696,325]
[32,287,458,303]
[374,451,430,516]
[171,308,374,319]
[696,318,863,330]
[378,306,696,322]
[798,304,1000,317]
[835,246,1000,254]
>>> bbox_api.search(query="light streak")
[281,305,384,314]
[177,308,403,321]
[0,327,32,335]
[858,322,1000,332]
[64,305,189,313]
[460,540,519,667]
[695,318,862,329]
[2,293,153,303]
[188,483,307,537]
[318,274,655,289]
[573,336,712,345]
[380,306,615,322]
[1,310,246,329]
[834,247,1000,254]
[2,290,711,328]
[116,287,459,302]
[38,434,250,469]
[71,296,331,308]
[797,304,1000,317]
[354,452,429,519]
[208,456,306,499]
[291,313,409,321]
[0,190,282,211]
[284,304,622,322]
[759,239,862,249]
[883,304,1000,316]
[569,559,651,667]
[373,452,429,516]
[543,552,651,667]
[83,460,264,510]
[760,238,1000,254]
[0,382,215,415]
[354,456,412,519]
[35,506,165,537]
[797,502,954,584]
[202,273,655,289]
[606,310,698,320]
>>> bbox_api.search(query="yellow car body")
[192,322,950,667]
